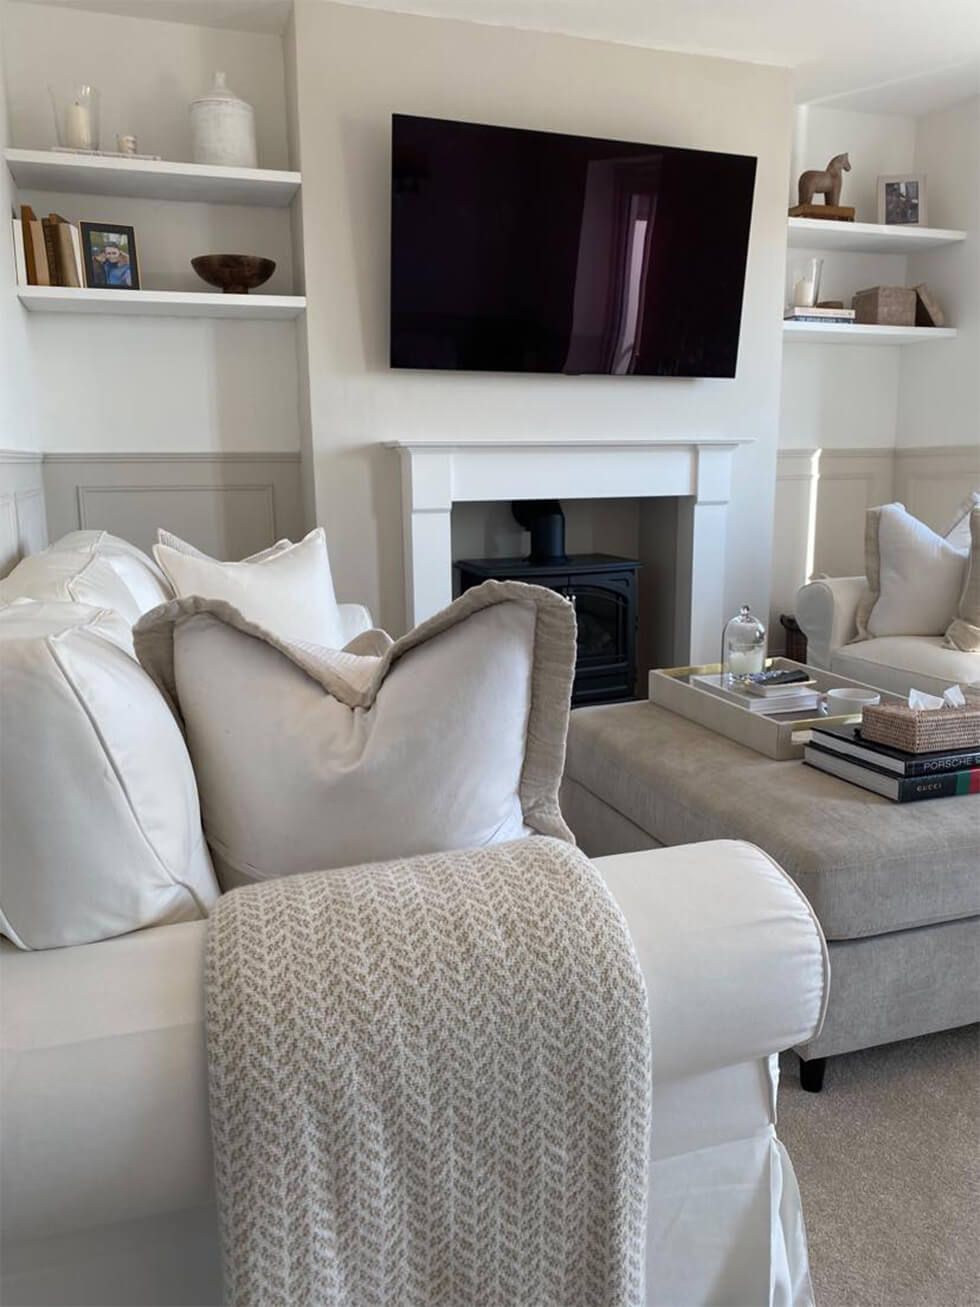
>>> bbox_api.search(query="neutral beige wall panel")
[771,449,819,637]
[0,450,47,574]
[894,446,980,531]
[813,449,894,578]
[41,451,304,560]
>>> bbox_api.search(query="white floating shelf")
[783,321,957,345]
[5,148,300,207]
[787,217,967,254]
[17,286,306,319]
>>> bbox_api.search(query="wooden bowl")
[191,254,276,294]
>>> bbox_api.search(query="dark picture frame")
[79,222,140,290]
[876,174,928,227]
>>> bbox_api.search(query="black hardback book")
[804,744,980,802]
[809,723,980,777]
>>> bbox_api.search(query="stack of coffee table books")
[690,673,822,715]
[804,724,980,802]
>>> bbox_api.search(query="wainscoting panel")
[770,450,820,640]
[0,451,48,577]
[772,443,978,650]
[894,446,980,533]
[813,449,895,579]
[42,452,305,558]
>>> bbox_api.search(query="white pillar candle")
[727,648,765,676]
[65,101,94,150]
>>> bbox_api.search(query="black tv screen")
[390,114,757,378]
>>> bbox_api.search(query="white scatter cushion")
[154,527,344,648]
[48,530,173,615]
[0,601,218,949]
[0,546,144,632]
[157,528,290,563]
[859,503,969,638]
[135,581,575,889]
[943,490,980,553]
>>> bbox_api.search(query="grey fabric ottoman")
[561,700,980,1090]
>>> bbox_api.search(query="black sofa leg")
[800,1056,827,1093]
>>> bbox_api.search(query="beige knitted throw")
[207,836,651,1307]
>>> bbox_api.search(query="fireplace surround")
[388,436,749,665]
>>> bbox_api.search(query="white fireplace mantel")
[387,436,752,663]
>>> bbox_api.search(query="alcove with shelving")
[1,0,308,461]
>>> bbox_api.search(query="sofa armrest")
[796,575,867,668]
[337,602,374,645]
[596,840,829,1081]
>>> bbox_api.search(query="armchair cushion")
[831,636,980,698]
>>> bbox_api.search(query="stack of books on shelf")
[692,673,822,715]
[784,306,856,325]
[804,724,980,803]
[11,205,84,287]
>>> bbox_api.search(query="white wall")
[1,0,301,455]
[899,95,980,449]
[289,0,793,634]
[789,104,915,220]
[0,4,38,450]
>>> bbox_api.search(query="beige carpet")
[778,1025,980,1307]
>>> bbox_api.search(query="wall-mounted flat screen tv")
[390,114,757,378]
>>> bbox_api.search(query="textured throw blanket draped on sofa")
[206,836,652,1307]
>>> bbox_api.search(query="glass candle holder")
[722,605,767,684]
[49,84,100,152]
[792,256,824,308]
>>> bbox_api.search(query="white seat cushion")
[134,581,575,889]
[154,528,345,648]
[0,601,219,949]
[831,636,980,699]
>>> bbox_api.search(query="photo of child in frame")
[80,223,140,289]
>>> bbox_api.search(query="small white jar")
[190,72,257,168]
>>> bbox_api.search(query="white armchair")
[797,576,980,697]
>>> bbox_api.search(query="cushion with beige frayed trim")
[134,579,577,891]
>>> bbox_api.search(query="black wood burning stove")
[455,502,639,707]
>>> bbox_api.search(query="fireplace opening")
[455,501,639,707]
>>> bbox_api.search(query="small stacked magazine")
[805,724,980,803]
[784,306,856,326]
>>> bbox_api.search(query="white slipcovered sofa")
[797,575,980,698]
[1,532,829,1307]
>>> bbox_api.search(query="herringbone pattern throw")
[207,836,651,1307]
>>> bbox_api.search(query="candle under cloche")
[722,605,767,684]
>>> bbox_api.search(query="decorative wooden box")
[853,286,917,327]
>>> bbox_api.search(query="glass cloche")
[722,605,766,683]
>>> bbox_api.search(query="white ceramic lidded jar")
[190,72,257,168]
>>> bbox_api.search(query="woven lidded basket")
[861,701,980,754]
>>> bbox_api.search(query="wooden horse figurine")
[797,153,851,207]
